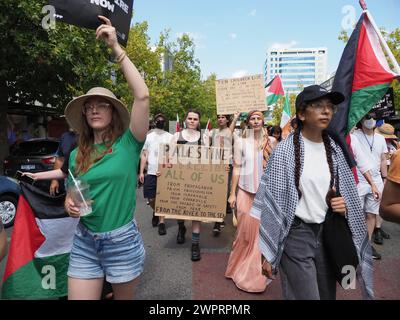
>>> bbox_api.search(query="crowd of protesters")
[3,17,399,301]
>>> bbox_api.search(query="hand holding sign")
[50,0,134,46]
[96,16,119,51]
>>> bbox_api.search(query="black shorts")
[143,174,157,199]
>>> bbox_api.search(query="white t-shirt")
[142,129,173,175]
[295,137,330,224]
[351,129,387,188]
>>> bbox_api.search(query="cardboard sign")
[155,145,229,222]
[215,74,266,114]
[49,0,134,46]
[371,87,395,119]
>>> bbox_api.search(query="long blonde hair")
[242,110,272,169]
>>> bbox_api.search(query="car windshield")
[12,141,59,156]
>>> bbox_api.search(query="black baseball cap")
[295,85,345,110]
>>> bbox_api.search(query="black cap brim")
[310,91,345,105]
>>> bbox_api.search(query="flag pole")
[360,2,400,74]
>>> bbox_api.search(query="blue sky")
[133,0,399,80]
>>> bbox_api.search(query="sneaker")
[371,246,382,260]
[158,223,166,236]
[152,214,159,227]
[191,243,201,261]
[380,228,391,239]
[220,221,225,229]
[177,224,186,244]
[373,228,383,245]
[213,222,221,237]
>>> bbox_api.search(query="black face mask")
[155,120,165,129]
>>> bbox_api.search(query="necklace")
[362,131,375,152]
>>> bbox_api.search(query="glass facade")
[265,47,328,93]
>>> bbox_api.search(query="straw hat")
[64,87,130,133]
[376,123,398,139]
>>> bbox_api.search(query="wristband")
[116,51,126,64]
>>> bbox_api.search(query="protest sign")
[215,74,266,114]
[49,0,134,46]
[155,144,229,222]
[371,87,395,119]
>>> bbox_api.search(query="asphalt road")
[1,187,400,299]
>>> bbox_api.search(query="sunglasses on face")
[83,102,111,114]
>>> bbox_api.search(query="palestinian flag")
[280,92,291,128]
[327,11,399,169]
[330,12,399,137]
[176,114,181,133]
[265,75,284,106]
[2,183,78,299]
[205,118,212,131]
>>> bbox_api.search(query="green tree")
[269,93,296,126]
[151,31,216,127]
[124,21,163,112]
[385,29,400,113]
[0,0,114,166]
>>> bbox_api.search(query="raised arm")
[229,111,241,134]
[96,16,150,142]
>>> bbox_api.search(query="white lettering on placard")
[90,0,115,13]
[114,0,129,14]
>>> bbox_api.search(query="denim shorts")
[68,220,145,284]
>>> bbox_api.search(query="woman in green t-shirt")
[64,16,149,300]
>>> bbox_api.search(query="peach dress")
[225,139,269,293]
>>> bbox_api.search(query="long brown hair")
[293,102,334,199]
[75,104,124,175]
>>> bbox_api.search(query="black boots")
[177,223,186,244]
[158,223,166,235]
[191,243,201,261]
[152,213,159,227]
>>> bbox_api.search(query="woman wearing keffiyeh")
[251,85,374,300]
[225,110,277,293]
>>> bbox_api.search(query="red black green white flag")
[265,75,284,106]
[329,12,399,137]
[1,183,77,299]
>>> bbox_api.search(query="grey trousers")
[279,216,337,300]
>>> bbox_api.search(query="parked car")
[0,175,21,228]
[3,138,60,192]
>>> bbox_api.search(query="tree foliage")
[0,0,223,153]
[269,93,297,126]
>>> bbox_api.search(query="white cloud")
[249,9,257,16]
[269,40,299,50]
[229,33,237,40]
[232,70,249,78]
[176,32,206,49]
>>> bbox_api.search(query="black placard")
[49,0,134,46]
[371,87,395,119]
